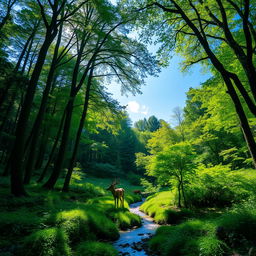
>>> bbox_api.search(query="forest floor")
[0,173,142,256]
[2,170,256,256]
[140,191,256,256]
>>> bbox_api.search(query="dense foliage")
[1,0,256,255]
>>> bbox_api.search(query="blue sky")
[107,54,211,125]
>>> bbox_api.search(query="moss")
[54,207,119,242]
[76,241,118,256]
[140,191,193,224]
[23,227,71,256]
[106,208,141,230]
[0,176,144,255]
[149,220,226,256]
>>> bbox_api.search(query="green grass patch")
[76,241,118,256]
[0,176,143,256]
[149,198,256,256]
[140,191,193,224]
[149,220,227,256]
[106,208,141,230]
[23,227,71,256]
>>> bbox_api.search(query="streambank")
[113,200,159,256]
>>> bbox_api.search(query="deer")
[106,179,125,208]
[133,189,142,195]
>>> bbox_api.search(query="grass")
[106,207,142,230]
[140,191,193,224]
[76,241,118,256]
[149,219,228,256]
[0,175,142,256]
[23,227,71,256]
[145,191,256,256]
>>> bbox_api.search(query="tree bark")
[35,130,48,170]
[37,110,65,182]
[43,98,74,189]
[9,27,58,196]
[177,181,181,208]
[24,21,63,184]
[62,66,94,192]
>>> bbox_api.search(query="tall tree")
[9,0,87,196]
[122,0,256,167]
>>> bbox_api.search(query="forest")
[1,0,256,255]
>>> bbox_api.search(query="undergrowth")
[0,175,142,256]
[142,168,256,256]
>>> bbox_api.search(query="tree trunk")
[177,182,181,208]
[222,76,256,168]
[24,22,63,184]
[9,28,57,196]
[21,36,35,74]
[180,170,187,208]
[0,8,11,33]
[35,130,48,170]
[62,67,94,192]
[14,23,38,72]
[37,110,65,183]
[43,98,74,189]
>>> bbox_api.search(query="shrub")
[68,182,106,200]
[0,209,41,235]
[217,200,256,246]
[89,163,120,178]
[149,220,226,256]
[164,208,194,224]
[186,166,256,208]
[76,241,118,256]
[127,172,141,185]
[23,227,71,256]
[140,178,160,194]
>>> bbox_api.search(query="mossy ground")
[142,190,256,256]
[0,174,142,256]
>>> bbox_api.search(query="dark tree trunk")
[0,90,16,134]
[43,98,74,189]
[35,130,48,170]
[62,67,94,192]
[24,22,63,184]
[0,8,11,33]
[177,182,181,208]
[21,36,35,74]
[9,28,57,196]
[14,23,38,72]
[180,170,187,208]
[37,110,65,183]
[222,76,256,168]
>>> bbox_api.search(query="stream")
[113,200,159,256]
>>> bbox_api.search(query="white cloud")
[127,101,149,115]
[127,101,140,113]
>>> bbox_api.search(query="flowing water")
[113,200,159,256]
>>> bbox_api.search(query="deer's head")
[106,179,118,191]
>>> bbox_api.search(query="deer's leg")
[121,196,124,208]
